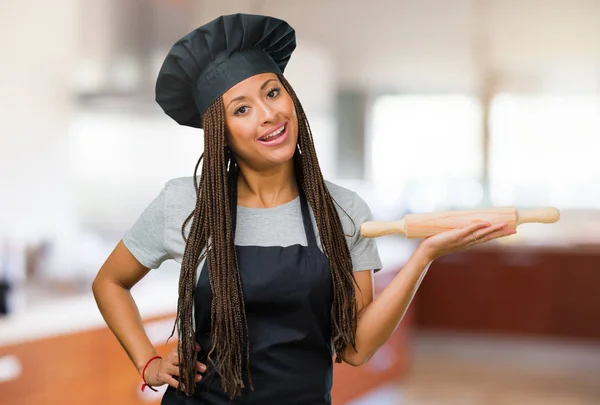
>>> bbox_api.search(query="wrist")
[140,355,162,392]
[137,352,160,375]
[412,245,435,267]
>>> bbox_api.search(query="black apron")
[162,182,334,404]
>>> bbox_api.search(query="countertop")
[0,238,414,347]
[3,210,595,348]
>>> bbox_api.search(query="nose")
[257,100,277,124]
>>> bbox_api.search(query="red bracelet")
[141,355,162,392]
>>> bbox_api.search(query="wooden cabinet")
[0,316,175,405]
[0,268,411,404]
[332,270,413,404]
[414,245,600,340]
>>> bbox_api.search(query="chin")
[264,143,297,166]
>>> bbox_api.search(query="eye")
[234,105,249,116]
[267,87,281,98]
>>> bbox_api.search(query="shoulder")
[164,175,198,200]
[324,180,371,218]
[161,176,197,217]
[164,176,196,193]
[324,179,356,203]
[161,177,374,222]
[323,180,382,271]
[324,179,358,210]
[322,180,374,238]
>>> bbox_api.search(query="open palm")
[419,221,516,261]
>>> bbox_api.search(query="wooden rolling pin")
[360,207,560,239]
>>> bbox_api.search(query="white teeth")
[261,125,285,140]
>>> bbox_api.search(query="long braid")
[279,74,358,360]
[174,96,251,398]
[173,76,357,399]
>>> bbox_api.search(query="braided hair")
[172,74,358,398]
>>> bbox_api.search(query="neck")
[236,159,298,208]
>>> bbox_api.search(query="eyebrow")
[225,78,278,111]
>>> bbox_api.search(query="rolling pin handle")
[516,207,561,225]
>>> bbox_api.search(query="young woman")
[92,13,514,405]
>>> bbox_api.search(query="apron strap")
[299,191,318,248]
[229,165,239,236]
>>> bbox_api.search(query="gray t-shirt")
[123,177,382,277]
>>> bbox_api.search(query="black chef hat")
[155,13,296,129]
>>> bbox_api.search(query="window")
[489,94,600,209]
[369,94,483,213]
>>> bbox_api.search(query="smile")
[258,123,288,147]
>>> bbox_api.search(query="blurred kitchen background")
[1,0,599,404]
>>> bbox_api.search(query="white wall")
[74,0,600,96]
[2,0,599,279]
[68,40,338,229]
[256,0,600,93]
[0,0,79,242]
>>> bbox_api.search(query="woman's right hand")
[143,343,207,390]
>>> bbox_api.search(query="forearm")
[342,248,432,365]
[92,278,158,374]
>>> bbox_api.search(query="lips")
[259,123,286,141]
[257,123,289,147]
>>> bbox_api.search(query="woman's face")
[222,73,298,170]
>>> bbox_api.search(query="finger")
[163,375,180,389]
[196,361,207,373]
[477,227,516,244]
[461,221,492,237]
[195,343,201,352]
[480,223,513,239]
[195,373,204,382]
[168,351,180,366]
[472,222,509,240]
[469,228,514,247]
[169,364,180,377]
[464,225,510,248]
